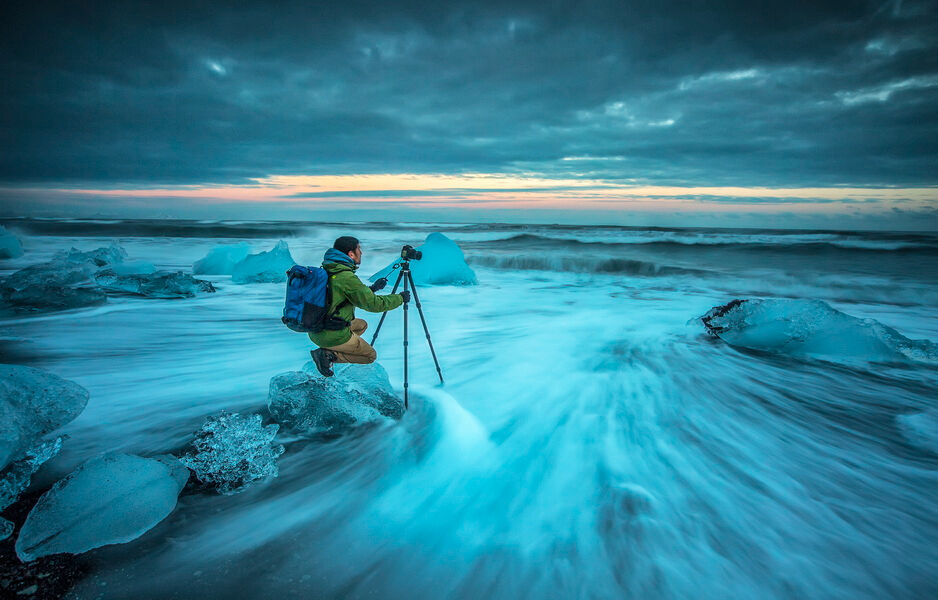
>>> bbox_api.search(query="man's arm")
[338,273,404,313]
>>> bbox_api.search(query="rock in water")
[700,298,938,363]
[371,232,477,286]
[94,270,216,298]
[179,412,284,495]
[193,242,252,274]
[15,453,189,561]
[0,365,89,471]
[0,438,63,541]
[0,226,24,258]
[231,240,295,283]
[268,363,404,432]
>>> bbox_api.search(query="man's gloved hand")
[399,290,411,303]
[369,277,388,292]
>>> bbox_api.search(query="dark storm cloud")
[1,0,937,186]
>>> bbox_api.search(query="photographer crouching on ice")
[309,236,409,377]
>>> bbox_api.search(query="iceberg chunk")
[192,242,252,275]
[179,412,284,495]
[0,438,63,541]
[1,261,95,293]
[106,260,156,275]
[2,285,107,311]
[231,240,296,283]
[268,363,404,432]
[700,298,938,363]
[0,225,24,259]
[94,270,216,298]
[371,232,477,286]
[15,453,189,561]
[55,242,127,267]
[0,365,89,471]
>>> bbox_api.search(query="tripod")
[370,260,444,409]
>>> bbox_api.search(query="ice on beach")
[2,284,108,311]
[94,270,216,298]
[0,438,63,541]
[0,365,89,471]
[179,412,284,495]
[56,242,127,267]
[0,226,24,259]
[268,363,404,432]
[193,242,252,275]
[700,298,938,362]
[15,453,189,561]
[231,240,296,283]
[1,261,96,293]
[371,232,477,286]
[0,243,131,311]
[106,261,156,275]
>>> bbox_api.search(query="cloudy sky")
[1,0,936,228]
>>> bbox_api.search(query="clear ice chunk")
[94,270,216,298]
[15,453,189,561]
[268,362,404,432]
[0,438,63,541]
[700,298,938,363]
[55,242,127,267]
[371,232,477,286]
[0,365,89,471]
[231,240,296,283]
[3,284,107,311]
[192,242,252,275]
[179,412,284,495]
[0,226,24,259]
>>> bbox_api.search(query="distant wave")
[471,233,938,253]
[468,254,709,277]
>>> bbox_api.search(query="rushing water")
[1,219,937,600]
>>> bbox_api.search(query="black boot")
[310,348,336,377]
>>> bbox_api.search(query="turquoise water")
[1,220,936,599]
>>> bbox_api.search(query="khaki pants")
[325,318,377,364]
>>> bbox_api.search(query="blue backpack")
[281,265,331,333]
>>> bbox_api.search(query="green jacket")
[308,261,403,348]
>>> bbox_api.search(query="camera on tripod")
[401,245,422,261]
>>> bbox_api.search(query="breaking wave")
[468,254,709,277]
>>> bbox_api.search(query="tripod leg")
[406,271,444,385]
[370,269,405,346]
[402,267,410,410]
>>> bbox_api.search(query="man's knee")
[350,318,368,335]
[363,347,377,363]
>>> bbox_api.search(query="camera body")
[401,245,422,261]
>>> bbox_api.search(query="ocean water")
[1,218,936,599]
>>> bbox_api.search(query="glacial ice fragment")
[15,453,188,561]
[0,438,63,540]
[192,242,252,274]
[2,284,107,311]
[179,412,284,495]
[0,365,89,471]
[94,270,216,298]
[371,232,477,286]
[0,226,24,259]
[107,260,156,275]
[700,298,938,363]
[268,363,404,432]
[1,261,95,293]
[55,242,127,267]
[231,240,296,283]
